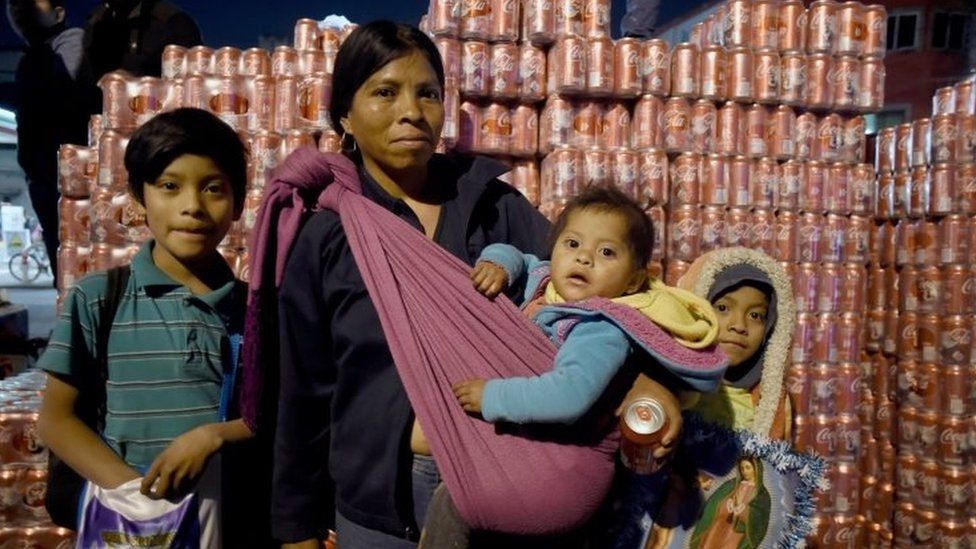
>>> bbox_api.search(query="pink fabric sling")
[242,149,613,534]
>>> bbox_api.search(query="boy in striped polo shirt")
[38,108,253,544]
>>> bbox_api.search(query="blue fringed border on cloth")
[681,412,830,549]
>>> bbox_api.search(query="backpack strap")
[93,265,131,429]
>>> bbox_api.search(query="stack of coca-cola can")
[0,371,76,545]
[868,74,976,549]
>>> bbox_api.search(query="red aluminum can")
[744,104,767,158]
[750,0,779,51]
[892,169,911,218]
[273,75,297,133]
[911,118,932,167]
[429,0,460,37]
[572,101,601,148]
[794,263,819,313]
[815,113,843,162]
[955,114,976,164]
[186,45,213,75]
[640,39,670,96]
[690,100,717,153]
[457,100,482,153]
[510,105,539,158]
[958,163,976,214]
[214,46,241,77]
[161,44,187,79]
[909,166,930,218]
[936,516,970,546]
[554,0,583,38]
[956,78,976,115]
[583,147,611,186]
[601,102,630,150]
[806,53,833,109]
[795,112,817,160]
[460,0,493,39]
[807,0,838,54]
[293,18,320,50]
[915,461,941,512]
[767,105,796,160]
[753,48,780,104]
[637,149,668,206]
[918,321,941,369]
[247,75,275,131]
[661,97,691,153]
[801,160,826,213]
[517,44,547,102]
[786,362,810,415]
[932,113,958,164]
[539,95,572,154]
[726,47,753,103]
[716,101,744,155]
[492,0,520,41]
[668,205,701,262]
[511,159,541,206]
[793,311,817,361]
[723,0,751,48]
[941,318,973,368]
[59,198,91,244]
[876,171,894,219]
[778,159,802,211]
[96,129,125,190]
[779,1,808,53]
[811,413,837,457]
[863,4,887,57]
[490,43,519,100]
[774,211,797,262]
[669,43,699,98]
[833,459,861,513]
[631,95,662,150]
[819,262,844,312]
[876,126,895,173]
[943,264,975,316]
[825,163,850,215]
[849,164,874,215]
[669,152,700,205]
[835,2,866,56]
[524,0,556,45]
[99,72,133,130]
[779,51,806,106]
[699,45,726,101]
[894,122,913,170]
[933,86,956,117]
[844,215,870,264]
[582,0,609,37]
[723,207,749,249]
[271,46,299,77]
[481,103,512,154]
[646,207,667,262]
[750,208,775,255]
[914,221,940,268]
[461,40,490,98]
[550,37,586,94]
[435,38,461,89]
[844,115,866,163]
[750,157,778,209]
[939,413,969,466]
[611,149,638,200]
[700,154,727,206]
[893,501,915,544]
[859,56,885,111]
[585,37,614,96]
[877,222,897,267]
[543,146,582,201]
[613,38,642,98]
[814,312,840,362]
[798,212,823,262]
[727,155,750,207]
[700,206,726,252]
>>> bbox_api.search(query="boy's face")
[140,154,239,273]
[713,285,769,367]
[550,208,644,302]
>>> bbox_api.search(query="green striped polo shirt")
[39,241,244,469]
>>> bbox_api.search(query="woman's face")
[739,459,756,481]
[713,285,769,367]
[340,51,444,179]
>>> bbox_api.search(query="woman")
[268,22,551,548]
[689,458,770,549]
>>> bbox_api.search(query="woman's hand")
[141,424,223,499]
[470,261,508,298]
[453,379,486,414]
[616,374,683,459]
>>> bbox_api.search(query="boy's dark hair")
[551,185,654,268]
[124,108,247,211]
[329,21,445,136]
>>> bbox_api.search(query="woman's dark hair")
[124,108,247,211]
[550,185,654,268]
[329,20,445,135]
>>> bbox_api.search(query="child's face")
[713,285,769,367]
[550,208,644,302]
[140,154,239,272]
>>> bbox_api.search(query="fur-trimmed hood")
[677,248,796,437]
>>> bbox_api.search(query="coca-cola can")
[776,159,802,210]
[492,0,520,41]
[749,0,779,50]
[716,101,744,155]
[749,157,777,209]
[941,318,973,369]
[800,160,825,213]
[689,100,717,153]
[750,208,775,255]
[793,312,817,363]
[161,44,188,79]
[835,2,866,56]
[753,48,780,104]
[481,103,512,154]
[912,117,933,167]
[958,163,976,214]
[956,78,976,115]
[510,105,539,158]
[725,155,749,207]
[793,112,816,161]
[943,264,975,316]
[744,104,767,158]
[773,210,797,262]
[553,0,583,38]
[539,95,572,154]
[779,1,808,53]
[825,163,850,215]
[833,459,861,513]
[457,100,482,153]
[669,152,699,205]
[875,171,894,219]
[661,97,691,153]
[489,43,519,100]
[724,0,751,48]
[931,113,958,164]
[293,18,320,50]
[435,37,462,90]
[863,4,887,57]
[583,147,611,186]
[807,0,838,54]
[549,37,586,94]
[543,146,582,201]
[638,148,668,206]
[640,39,670,97]
[582,0,609,38]
[875,126,895,173]
[726,47,753,103]
[786,362,810,415]
[811,413,837,457]
[700,205,726,253]
[524,0,556,45]
[185,45,213,75]
[765,105,795,160]
[646,207,666,262]
[893,169,911,218]
[844,215,870,264]
[214,46,242,77]
[632,95,663,150]
[909,166,930,218]
[848,164,874,215]
[955,114,976,164]
[613,38,642,98]
[511,159,541,206]
[663,259,689,285]
[805,53,833,110]
[611,149,638,200]
[700,153,728,206]
[99,72,133,130]
[779,51,806,107]
[271,46,299,77]
[460,0,493,39]
[461,40,490,97]
[698,45,726,101]
[933,86,956,117]
[815,113,844,162]
[430,0,460,37]
[572,100,601,148]
[859,56,885,111]
[669,43,699,98]
[517,43,547,102]
[582,38,613,98]
[893,122,913,170]
[601,102,631,150]
[722,206,749,249]
[668,205,701,262]
[798,211,823,262]
[273,75,297,133]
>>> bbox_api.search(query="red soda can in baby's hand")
[619,398,670,474]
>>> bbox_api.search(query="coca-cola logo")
[941,427,965,452]
[933,122,958,145]
[492,52,516,75]
[463,0,492,18]
[673,217,701,238]
[625,49,640,68]
[557,0,582,21]
[661,109,689,130]
[815,427,835,446]
[641,51,668,76]
[672,163,696,183]
[520,52,543,77]
[834,527,854,543]
[502,0,517,14]
[642,159,665,180]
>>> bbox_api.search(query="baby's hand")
[453,379,486,414]
[470,261,508,298]
[617,374,683,460]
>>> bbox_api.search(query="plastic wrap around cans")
[639,39,670,97]
[612,38,642,98]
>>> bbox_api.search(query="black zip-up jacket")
[272,154,551,542]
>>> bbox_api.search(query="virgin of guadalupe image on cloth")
[640,413,828,549]
[688,458,770,548]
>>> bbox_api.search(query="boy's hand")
[616,374,683,460]
[470,261,508,298]
[453,379,486,414]
[141,424,223,500]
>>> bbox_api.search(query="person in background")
[85,0,201,79]
[7,0,98,282]
[621,0,661,38]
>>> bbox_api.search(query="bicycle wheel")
[8,252,42,282]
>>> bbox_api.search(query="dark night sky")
[1,0,708,49]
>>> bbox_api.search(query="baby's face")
[550,208,643,302]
